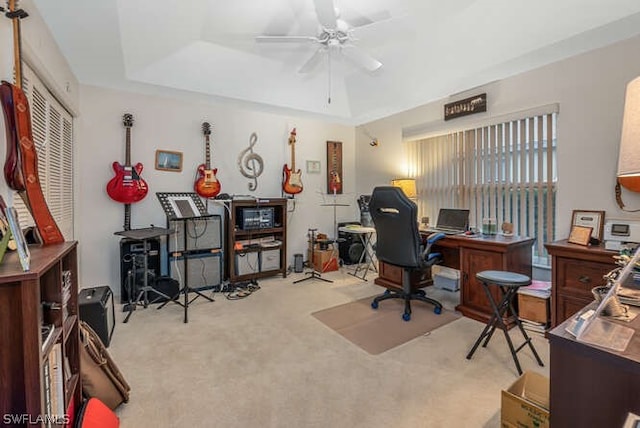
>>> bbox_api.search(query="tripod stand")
[115,227,182,323]
[294,228,332,284]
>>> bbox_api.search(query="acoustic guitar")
[106,113,148,204]
[282,128,303,195]
[194,122,221,198]
[0,0,64,245]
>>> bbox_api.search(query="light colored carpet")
[312,296,460,354]
[108,268,550,428]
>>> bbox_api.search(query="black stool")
[466,270,544,375]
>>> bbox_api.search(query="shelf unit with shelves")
[0,241,80,426]
[228,198,287,283]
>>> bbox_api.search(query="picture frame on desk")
[568,225,593,246]
[571,210,605,241]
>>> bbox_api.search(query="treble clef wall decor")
[237,132,264,191]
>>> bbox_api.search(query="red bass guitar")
[0,1,64,245]
[194,122,221,198]
[106,114,148,204]
[282,128,303,195]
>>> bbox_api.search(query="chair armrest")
[421,232,445,261]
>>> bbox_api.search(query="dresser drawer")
[556,257,613,298]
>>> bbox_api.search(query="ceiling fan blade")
[299,47,326,74]
[341,45,382,72]
[256,35,317,43]
[344,10,392,29]
[313,0,338,28]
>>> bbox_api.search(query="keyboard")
[422,227,465,235]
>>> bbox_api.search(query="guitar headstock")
[289,128,296,145]
[202,122,211,136]
[122,113,134,128]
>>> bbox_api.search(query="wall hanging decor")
[326,141,342,194]
[237,132,264,191]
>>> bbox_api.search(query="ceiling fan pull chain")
[327,49,332,104]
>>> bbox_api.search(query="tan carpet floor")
[109,267,550,428]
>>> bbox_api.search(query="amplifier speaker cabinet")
[120,237,161,303]
[338,221,363,265]
[170,251,222,289]
[168,215,222,252]
[79,285,115,347]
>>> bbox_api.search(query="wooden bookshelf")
[0,242,80,427]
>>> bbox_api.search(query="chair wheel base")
[402,312,411,321]
[434,306,442,315]
[371,301,379,309]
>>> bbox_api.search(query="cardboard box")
[518,293,550,325]
[311,249,338,273]
[501,371,550,428]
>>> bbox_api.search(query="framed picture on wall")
[155,150,183,172]
[571,210,605,241]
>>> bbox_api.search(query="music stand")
[294,228,332,284]
[114,226,182,323]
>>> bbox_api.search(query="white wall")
[76,85,358,291]
[356,34,640,240]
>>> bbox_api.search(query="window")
[407,110,557,266]
[11,64,74,240]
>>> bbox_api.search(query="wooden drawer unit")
[556,256,613,298]
[374,261,432,292]
[545,240,617,328]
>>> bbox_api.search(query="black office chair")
[369,186,445,321]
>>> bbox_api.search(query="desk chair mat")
[312,296,460,355]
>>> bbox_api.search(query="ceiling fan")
[256,0,388,76]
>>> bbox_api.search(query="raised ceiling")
[32,0,640,125]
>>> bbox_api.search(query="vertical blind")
[12,64,74,240]
[407,110,557,265]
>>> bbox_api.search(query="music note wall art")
[237,132,264,191]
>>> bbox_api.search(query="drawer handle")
[578,275,591,284]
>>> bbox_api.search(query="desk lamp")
[616,75,640,210]
[390,178,417,199]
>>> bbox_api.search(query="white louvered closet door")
[12,64,74,240]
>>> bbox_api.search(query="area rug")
[312,296,461,355]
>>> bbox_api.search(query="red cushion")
[75,398,119,428]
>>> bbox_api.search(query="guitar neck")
[9,0,26,90]
[205,135,211,169]
[290,141,296,171]
[125,128,131,166]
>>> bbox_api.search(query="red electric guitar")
[194,122,221,198]
[0,0,64,245]
[282,128,303,195]
[106,114,148,204]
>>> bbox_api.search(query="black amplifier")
[240,207,274,230]
[79,285,115,347]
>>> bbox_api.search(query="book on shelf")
[42,354,53,428]
[41,324,55,352]
[47,343,65,419]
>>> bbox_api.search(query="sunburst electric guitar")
[194,122,221,198]
[282,128,303,195]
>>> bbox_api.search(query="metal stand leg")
[294,229,333,284]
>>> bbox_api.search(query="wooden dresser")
[545,239,617,328]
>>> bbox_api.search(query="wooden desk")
[549,310,640,427]
[375,234,534,324]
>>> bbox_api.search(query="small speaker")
[168,216,222,252]
[293,253,304,273]
[170,251,222,289]
[79,286,115,347]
